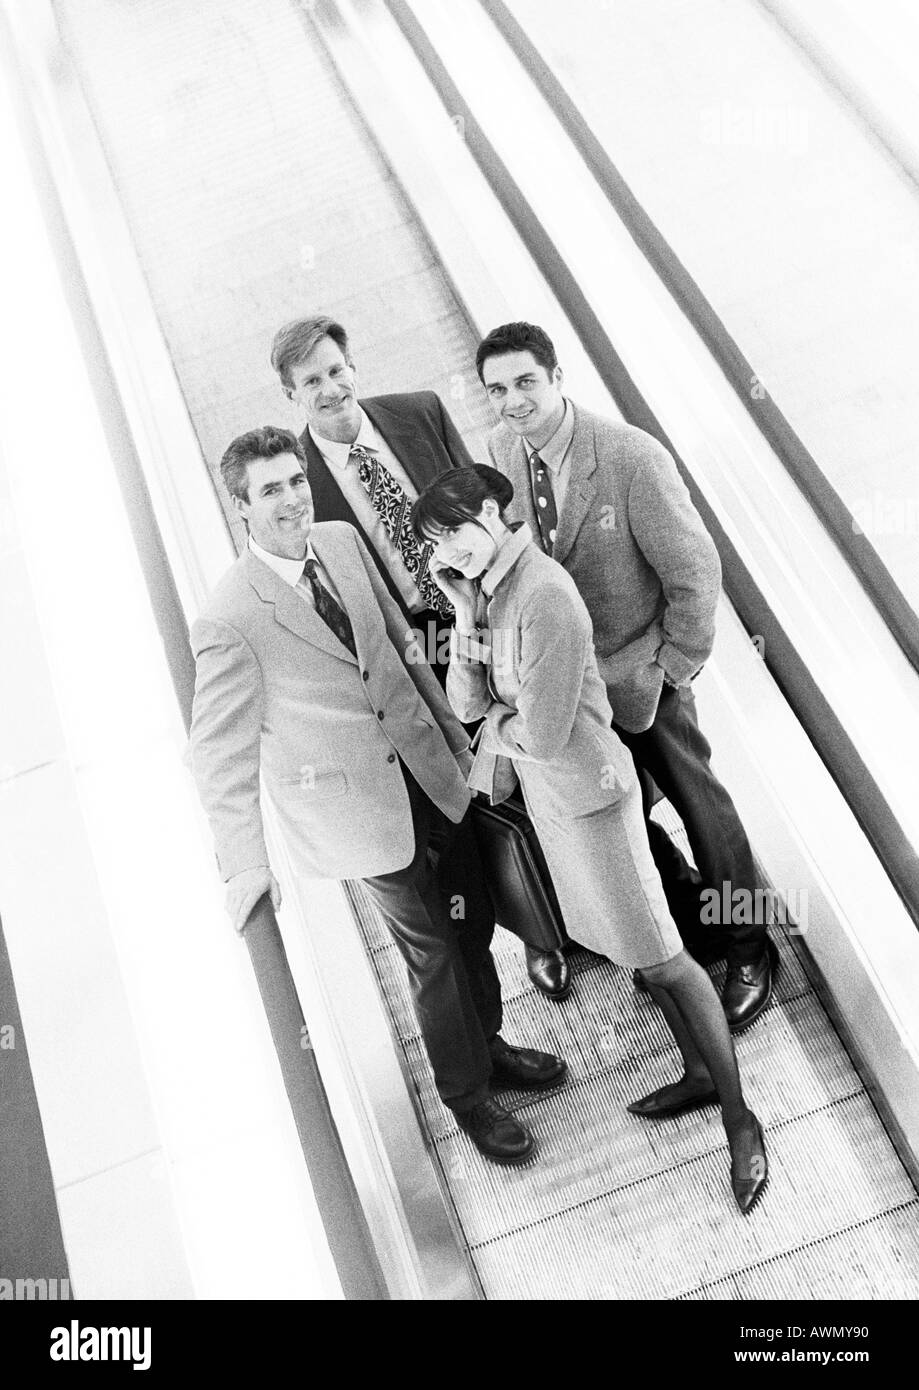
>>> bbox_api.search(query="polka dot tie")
[529,450,558,556]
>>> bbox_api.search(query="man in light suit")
[476,322,776,1032]
[189,425,565,1163]
[269,314,570,1001]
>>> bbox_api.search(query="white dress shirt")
[309,408,426,613]
[524,397,576,518]
[248,534,344,608]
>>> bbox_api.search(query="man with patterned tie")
[269,314,571,1001]
[188,426,566,1163]
[270,315,470,683]
[477,322,776,1033]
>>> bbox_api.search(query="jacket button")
[377,710,385,719]
[387,753,396,764]
[362,670,370,681]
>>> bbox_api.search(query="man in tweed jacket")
[477,322,775,1031]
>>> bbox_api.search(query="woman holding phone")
[411,464,767,1214]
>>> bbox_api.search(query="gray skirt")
[520,770,683,969]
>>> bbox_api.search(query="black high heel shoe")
[627,1083,719,1118]
[729,1112,768,1214]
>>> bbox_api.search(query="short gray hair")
[219,426,306,502]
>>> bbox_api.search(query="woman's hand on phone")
[430,559,478,629]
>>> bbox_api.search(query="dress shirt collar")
[481,522,534,599]
[248,533,318,588]
[524,397,574,474]
[308,407,379,472]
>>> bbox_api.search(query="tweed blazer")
[189,521,470,883]
[447,525,634,821]
[487,405,721,732]
[302,391,475,614]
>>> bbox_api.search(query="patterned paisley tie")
[529,450,559,556]
[302,558,357,657]
[349,444,453,617]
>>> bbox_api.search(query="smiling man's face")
[234,453,313,559]
[480,349,565,450]
[287,334,362,445]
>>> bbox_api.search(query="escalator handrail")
[477,0,919,679]
[384,0,919,933]
[1,3,388,1299]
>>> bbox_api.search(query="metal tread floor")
[353,820,919,1300]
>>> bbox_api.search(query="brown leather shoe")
[489,1035,567,1090]
[524,944,572,1000]
[722,938,778,1032]
[455,1097,535,1164]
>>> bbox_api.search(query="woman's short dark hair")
[411,464,515,543]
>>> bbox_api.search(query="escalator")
[349,806,919,1299]
[0,915,72,1298]
[40,0,919,1298]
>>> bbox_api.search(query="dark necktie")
[529,450,559,556]
[349,444,453,617]
[302,558,357,657]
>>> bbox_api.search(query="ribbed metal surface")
[683,1205,919,1301]
[354,874,919,1298]
[52,0,495,525]
[469,1099,919,1300]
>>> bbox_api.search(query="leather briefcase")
[471,793,567,951]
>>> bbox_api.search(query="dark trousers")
[407,608,450,690]
[360,769,501,1112]
[615,684,765,963]
[407,609,482,742]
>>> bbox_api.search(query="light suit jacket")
[447,525,634,820]
[189,521,470,882]
[487,405,721,732]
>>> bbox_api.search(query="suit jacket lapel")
[363,397,438,492]
[551,406,597,567]
[497,431,540,533]
[310,526,380,664]
[301,427,359,528]
[245,548,358,665]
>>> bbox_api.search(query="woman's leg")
[636,951,767,1210]
[637,952,743,1121]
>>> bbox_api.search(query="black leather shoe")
[730,1112,768,1214]
[524,944,572,1000]
[455,1097,535,1164]
[489,1035,567,1090]
[722,938,779,1032]
[627,1083,719,1118]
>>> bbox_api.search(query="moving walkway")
[5,0,919,1298]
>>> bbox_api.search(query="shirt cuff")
[450,627,489,664]
[655,641,703,686]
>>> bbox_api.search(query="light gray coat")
[487,405,722,732]
[190,521,470,882]
[447,524,679,966]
